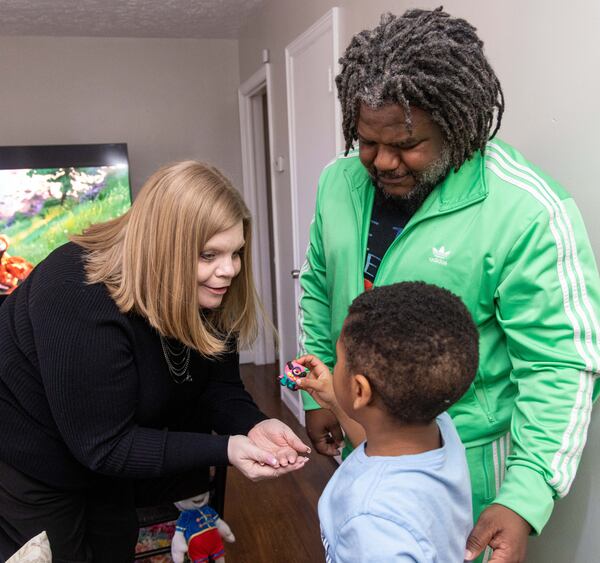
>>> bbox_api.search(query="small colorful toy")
[278,360,310,391]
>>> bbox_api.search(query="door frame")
[282,7,342,422]
[238,64,278,365]
[285,7,342,291]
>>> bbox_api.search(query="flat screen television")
[0,143,132,299]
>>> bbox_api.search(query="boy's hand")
[296,354,338,410]
[297,355,366,452]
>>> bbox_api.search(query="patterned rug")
[135,520,177,562]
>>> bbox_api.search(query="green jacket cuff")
[494,465,555,535]
[301,390,321,410]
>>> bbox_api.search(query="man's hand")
[465,504,531,562]
[305,408,344,456]
[248,418,311,466]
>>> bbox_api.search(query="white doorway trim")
[238,64,279,365]
[283,7,341,423]
[285,6,342,320]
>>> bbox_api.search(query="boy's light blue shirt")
[319,412,472,563]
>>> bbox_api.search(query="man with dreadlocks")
[297,7,600,563]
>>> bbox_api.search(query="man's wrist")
[489,503,532,533]
[494,465,555,534]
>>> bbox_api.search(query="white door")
[284,7,342,420]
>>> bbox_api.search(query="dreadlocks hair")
[340,282,479,424]
[336,7,505,169]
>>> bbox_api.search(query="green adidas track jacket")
[298,139,600,534]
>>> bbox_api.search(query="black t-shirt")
[364,191,411,290]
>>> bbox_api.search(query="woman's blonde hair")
[71,160,258,356]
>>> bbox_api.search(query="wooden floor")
[223,363,337,563]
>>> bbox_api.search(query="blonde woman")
[0,161,309,562]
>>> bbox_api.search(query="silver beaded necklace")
[159,335,192,384]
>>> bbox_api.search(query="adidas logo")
[429,245,451,266]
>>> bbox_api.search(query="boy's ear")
[351,374,373,410]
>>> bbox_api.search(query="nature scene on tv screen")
[0,164,131,295]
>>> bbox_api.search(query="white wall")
[239,1,600,560]
[0,36,243,195]
[239,0,340,372]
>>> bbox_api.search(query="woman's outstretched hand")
[247,418,311,467]
[227,434,308,481]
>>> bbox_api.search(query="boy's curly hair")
[341,282,478,423]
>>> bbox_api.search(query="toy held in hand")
[278,360,310,391]
[171,492,235,563]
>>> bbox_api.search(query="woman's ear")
[351,374,373,410]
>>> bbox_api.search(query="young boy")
[297,281,479,562]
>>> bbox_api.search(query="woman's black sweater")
[0,243,266,489]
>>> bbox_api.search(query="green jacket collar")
[438,150,488,211]
[345,148,488,217]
